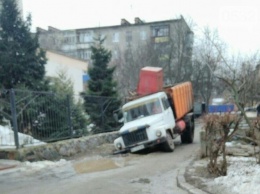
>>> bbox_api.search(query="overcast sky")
[22,0,260,55]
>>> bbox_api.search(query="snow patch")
[0,125,46,148]
[225,141,242,147]
[213,157,260,194]
[21,159,68,170]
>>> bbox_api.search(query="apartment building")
[38,16,193,61]
[38,16,193,95]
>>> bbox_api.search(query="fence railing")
[0,89,122,148]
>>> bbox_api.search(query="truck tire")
[162,131,175,152]
[181,116,194,144]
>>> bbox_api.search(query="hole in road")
[73,157,129,174]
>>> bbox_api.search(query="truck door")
[161,97,175,129]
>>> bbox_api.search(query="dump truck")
[114,67,194,153]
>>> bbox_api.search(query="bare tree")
[238,57,260,106]
[204,114,242,176]
[211,53,259,121]
[111,16,194,98]
[112,40,160,98]
[192,27,227,104]
[253,118,260,164]
[201,27,260,173]
[161,16,194,85]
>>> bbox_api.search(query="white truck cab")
[114,92,176,153]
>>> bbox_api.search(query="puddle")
[73,157,129,174]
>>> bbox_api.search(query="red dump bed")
[137,66,163,95]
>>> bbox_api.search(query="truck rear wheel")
[181,116,194,144]
[162,131,175,152]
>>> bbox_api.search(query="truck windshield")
[123,98,162,122]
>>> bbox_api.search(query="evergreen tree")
[48,69,88,137]
[82,36,121,132]
[0,0,47,90]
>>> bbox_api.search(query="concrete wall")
[0,132,119,161]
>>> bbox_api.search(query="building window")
[126,31,132,42]
[85,50,91,60]
[140,31,147,40]
[79,34,84,43]
[78,50,91,60]
[79,32,93,43]
[84,32,93,42]
[152,25,169,37]
[63,35,76,44]
[113,32,119,43]
[79,50,84,59]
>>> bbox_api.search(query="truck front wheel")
[162,131,175,152]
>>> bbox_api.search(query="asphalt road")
[0,121,202,194]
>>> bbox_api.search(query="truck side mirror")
[113,109,124,123]
[113,113,119,122]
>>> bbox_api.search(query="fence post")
[200,130,208,158]
[67,95,73,138]
[10,89,19,149]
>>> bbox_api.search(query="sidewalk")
[0,159,21,176]
[177,157,209,194]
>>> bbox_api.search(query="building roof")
[46,50,88,63]
[37,16,190,33]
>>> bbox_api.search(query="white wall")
[45,51,88,96]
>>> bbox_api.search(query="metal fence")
[0,89,122,148]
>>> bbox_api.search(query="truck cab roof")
[123,92,167,110]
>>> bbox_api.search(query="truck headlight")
[116,142,122,150]
[156,130,162,137]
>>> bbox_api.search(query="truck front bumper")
[113,137,167,154]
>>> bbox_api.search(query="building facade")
[38,16,193,96]
[38,16,193,61]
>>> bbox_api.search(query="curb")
[0,165,16,171]
[177,167,209,194]
[0,160,22,176]
[0,166,22,176]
